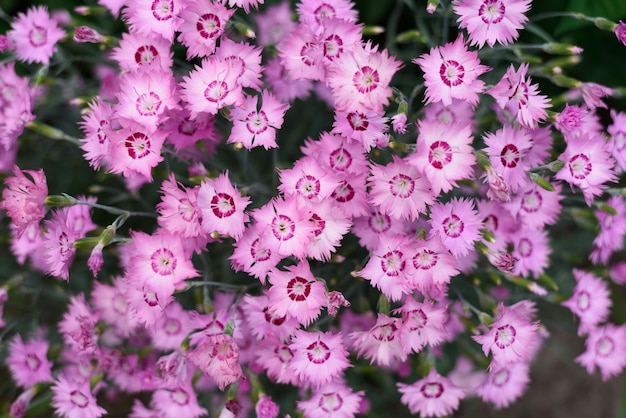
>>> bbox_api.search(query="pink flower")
[326,41,402,112]
[576,323,626,381]
[615,21,626,46]
[123,0,182,42]
[360,234,412,301]
[555,135,617,206]
[476,362,530,409]
[178,0,234,59]
[297,383,364,418]
[333,109,389,151]
[505,180,563,230]
[107,122,167,182]
[429,197,483,257]
[267,260,326,326]
[8,6,65,65]
[405,234,460,292]
[352,206,407,251]
[79,98,113,170]
[562,269,611,336]
[157,174,203,239]
[58,294,100,356]
[288,330,351,387]
[579,82,614,110]
[396,298,449,355]
[414,35,489,106]
[301,197,352,261]
[350,314,406,366]
[608,110,626,173]
[51,374,107,418]
[230,225,282,282]
[1,166,48,237]
[488,63,550,128]
[453,0,532,48]
[215,38,264,90]
[7,334,53,388]
[278,24,324,82]
[482,126,533,192]
[184,333,242,390]
[592,195,626,260]
[228,90,289,150]
[10,387,36,418]
[368,155,433,221]
[91,277,139,337]
[398,369,466,417]
[151,383,208,418]
[110,31,173,72]
[255,1,296,46]
[197,172,251,240]
[256,395,279,418]
[473,302,540,369]
[297,0,358,33]
[242,293,300,341]
[42,209,81,281]
[510,227,550,278]
[180,57,244,117]
[409,120,476,196]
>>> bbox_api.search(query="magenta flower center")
[25,353,41,371]
[494,324,517,349]
[314,4,336,23]
[596,336,615,356]
[296,174,321,199]
[389,173,415,198]
[245,110,269,135]
[500,144,520,168]
[479,0,506,24]
[428,141,453,169]
[276,346,293,363]
[125,132,151,159]
[97,120,108,144]
[164,318,181,335]
[28,25,47,47]
[439,60,465,87]
[320,393,343,412]
[250,238,272,262]
[493,369,510,386]
[58,231,73,258]
[197,14,220,39]
[113,294,128,315]
[300,42,318,66]
[136,92,162,117]
[144,290,159,307]
[442,214,464,238]
[271,214,295,241]
[151,0,174,21]
[204,80,228,103]
[368,212,391,233]
[329,148,353,171]
[210,192,236,218]
[380,250,406,276]
[517,237,533,257]
[373,323,397,341]
[413,249,439,270]
[576,290,591,311]
[286,276,311,301]
[135,45,159,65]
[306,340,331,364]
[408,309,428,330]
[170,389,190,405]
[353,66,380,94]
[421,382,444,399]
[178,117,196,136]
[310,213,326,237]
[263,306,286,326]
[521,190,542,213]
[332,181,355,203]
[150,248,177,275]
[177,197,197,222]
[347,112,369,131]
[70,390,89,408]
[324,34,344,60]
[568,154,592,180]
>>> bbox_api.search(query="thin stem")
[27,121,81,146]
[63,194,156,218]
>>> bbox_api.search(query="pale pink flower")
[579,82,614,110]
[150,301,196,350]
[58,294,100,356]
[79,98,113,170]
[7,334,53,388]
[215,38,264,90]
[482,126,533,192]
[91,277,139,338]
[110,31,173,72]
[151,383,208,418]
[423,98,476,127]
[1,166,48,237]
[398,369,466,417]
[229,91,289,150]
[396,298,449,355]
[429,197,483,257]
[476,362,530,409]
[254,1,296,46]
[350,314,406,366]
[178,0,234,59]
[408,119,476,196]
[576,323,626,381]
[360,234,412,301]
[157,174,203,239]
[608,110,626,173]
[453,0,532,48]
[107,122,167,182]
[488,63,550,128]
[264,57,314,102]
[197,171,251,240]
[333,109,389,151]
[510,227,550,278]
[51,374,107,418]
[302,131,369,176]
[242,293,300,341]
[230,224,282,282]
[297,0,358,33]
[414,35,489,106]
[319,18,363,65]
[161,108,219,152]
[42,209,80,281]
[184,333,242,390]
[505,180,563,230]
[405,234,460,292]
[592,195,626,263]
[298,382,364,418]
[255,337,299,385]
[8,6,65,65]
[562,269,612,336]
[554,104,598,141]
[122,0,182,42]
[351,206,408,251]
[288,330,351,387]
[278,24,324,82]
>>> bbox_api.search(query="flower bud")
[74,26,104,43]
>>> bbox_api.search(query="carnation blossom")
[350,314,406,366]
[414,35,489,106]
[288,330,351,387]
[429,197,483,257]
[453,0,532,48]
[562,269,611,336]
[229,90,289,150]
[398,369,466,417]
[576,323,626,381]
[110,31,173,72]
[151,383,208,418]
[178,0,234,59]
[1,166,48,237]
[476,362,530,409]
[7,334,53,388]
[482,126,533,192]
[184,333,242,390]
[8,6,65,65]
[122,0,182,42]
[51,374,107,418]
[297,382,364,418]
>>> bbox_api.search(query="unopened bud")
[74,26,104,43]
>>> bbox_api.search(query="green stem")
[27,121,81,145]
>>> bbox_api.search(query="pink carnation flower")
[184,333,242,390]
[333,109,389,151]
[297,0,358,33]
[7,334,53,388]
[110,31,173,72]
[476,362,530,409]
[8,6,65,65]
[51,374,106,418]
[157,174,203,239]
[230,225,282,282]
[414,35,489,106]
[151,383,208,418]
[608,110,626,173]
[123,0,182,42]
[510,227,550,278]
[350,314,406,366]
[429,197,483,257]
[297,382,364,418]
[576,323,626,381]
[178,0,234,59]
[562,269,612,336]
[482,126,534,192]
[398,369,466,417]
[453,0,532,48]
[288,330,351,387]
[1,166,48,237]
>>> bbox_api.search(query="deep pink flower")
[453,0,532,48]
[42,209,81,281]
[264,57,314,102]
[414,35,489,106]
[576,323,626,381]
[350,313,406,366]
[1,166,48,237]
[288,329,351,387]
[7,334,53,388]
[58,294,100,356]
[242,293,300,341]
[51,374,107,418]
[122,0,182,42]
[396,298,449,355]
[298,382,364,418]
[256,395,280,418]
[108,122,167,182]
[157,174,203,239]
[398,369,466,417]
[8,6,65,65]
[297,0,358,33]
[409,119,476,196]
[178,0,234,59]
[488,63,550,128]
[615,21,626,46]
[229,90,289,150]
[482,126,533,192]
[360,234,412,301]
[215,38,264,90]
[476,362,530,409]
[0,63,38,151]
[554,104,598,141]
[429,197,483,257]
[184,333,242,390]
[562,269,612,336]
[110,31,173,72]
[197,171,251,240]
[333,108,389,151]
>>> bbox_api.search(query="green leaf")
[556,0,626,35]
